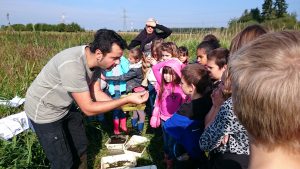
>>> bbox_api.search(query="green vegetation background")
[0,22,299,168]
[0,30,225,169]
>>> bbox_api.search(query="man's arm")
[90,80,112,101]
[105,69,136,82]
[72,90,149,116]
[128,31,145,49]
[155,24,172,39]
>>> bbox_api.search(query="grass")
[0,30,192,169]
[0,26,296,168]
[85,113,165,169]
[0,30,230,98]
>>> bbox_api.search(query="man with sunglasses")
[128,18,172,53]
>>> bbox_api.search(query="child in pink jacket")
[150,58,188,168]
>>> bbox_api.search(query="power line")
[6,13,11,26]
[123,9,128,31]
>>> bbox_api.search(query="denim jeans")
[30,110,88,169]
[112,90,126,119]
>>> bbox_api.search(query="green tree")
[25,24,34,31]
[239,10,252,22]
[262,0,274,20]
[11,24,26,31]
[239,8,262,23]
[65,22,84,32]
[57,23,66,32]
[251,8,262,22]
[274,0,288,18]
[34,23,42,31]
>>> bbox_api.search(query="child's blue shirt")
[105,56,130,95]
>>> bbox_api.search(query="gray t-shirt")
[25,45,102,124]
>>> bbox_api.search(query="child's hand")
[133,87,146,93]
[127,91,149,104]
[150,114,160,128]
[100,74,106,80]
[148,57,157,65]
[221,134,229,145]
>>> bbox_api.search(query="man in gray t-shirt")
[25,29,149,169]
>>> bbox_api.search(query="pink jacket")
[152,59,187,121]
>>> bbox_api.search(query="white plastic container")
[124,135,148,157]
[125,144,146,158]
[101,154,136,169]
[126,135,148,145]
[130,165,157,169]
[105,135,129,151]
[107,149,125,156]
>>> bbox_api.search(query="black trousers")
[30,110,88,169]
[208,152,249,169]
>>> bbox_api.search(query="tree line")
[1,0,298,33]
[229,0,299,30]
[0,22,85,32]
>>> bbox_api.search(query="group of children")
[96,32,225,168]
[96,24,300,169]
[97,30,227,167]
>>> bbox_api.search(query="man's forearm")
[84,97,129,116]
[94,90,112,102]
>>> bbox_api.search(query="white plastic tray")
[124,135,148,157]
[101,154,136,169]
[130,165,157,169]
[105,135,129,150]
[126,135,148,145]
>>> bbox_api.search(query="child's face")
[197,48,207,65]
[179,54,188,63]
[161,51,172,61]
[128,55,138,64]
[163,73,174,83]
[180,77,193,96]
[206,59,226,81]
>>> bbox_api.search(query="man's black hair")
[89,29,127,55]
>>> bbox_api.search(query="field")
[0,27,286,168]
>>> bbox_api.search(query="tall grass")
[0,131,49,169]
[0,30,232,100]
[0,26,295,168]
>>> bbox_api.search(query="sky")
[0,0,299,31]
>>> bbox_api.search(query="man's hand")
[126,91,149,104]
[211,87,225,107]
[146,20,157,27]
